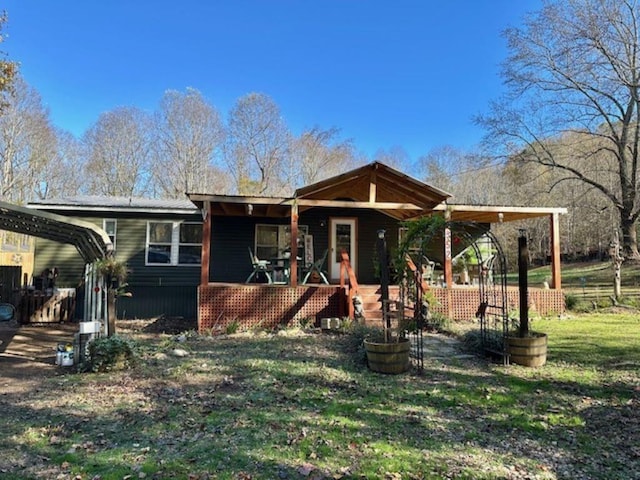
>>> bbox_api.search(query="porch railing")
[339,250,359,318]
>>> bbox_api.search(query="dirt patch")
[116,316,198,334]
[0,322,78,390]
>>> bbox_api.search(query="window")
[254,224,308,260]
[103,219,117,250]
[146,221,202,266]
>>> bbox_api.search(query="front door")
[329,218,357,281]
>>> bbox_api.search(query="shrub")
[86,335,139,372]
[225,320,240,334]
[565,293,579,310]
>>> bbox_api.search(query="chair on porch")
[246,247,273,284]
[421,255,436,285]
[302,249,329,284]
[480,254,496,286]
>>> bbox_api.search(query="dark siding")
[33,211,201,319]
[207,209,404,285]
[117,285,197,319]
[210,216,256,283]
[33,239,87,288]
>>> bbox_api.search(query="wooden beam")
[294,199,422,210]
[369,168,377,203]
[550,212,562,289]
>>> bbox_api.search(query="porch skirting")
[198,284,344,333]
[428,286,565,320]
[197,284,565,333]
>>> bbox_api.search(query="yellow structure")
[0,230,34,283]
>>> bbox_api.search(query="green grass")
[1,318,639,479]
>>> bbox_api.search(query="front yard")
[1,313,638,480]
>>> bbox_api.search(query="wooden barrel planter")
[364,337,410,374]
[506,333,548,367]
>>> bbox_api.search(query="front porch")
[197,283,565,333]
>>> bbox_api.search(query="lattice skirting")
[198,284,565,332]
[429,286,566,321]
[198,284,344,333]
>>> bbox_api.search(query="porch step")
[355,285,400,326]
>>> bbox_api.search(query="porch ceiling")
[0,200,112,262]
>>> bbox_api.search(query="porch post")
[550,212,562,289]
[290,202,299,286]
[443,213,453,289]
[200,201,211,286]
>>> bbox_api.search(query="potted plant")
[505,232,548,367]
[362,229,411,374]
[96,256,131,337]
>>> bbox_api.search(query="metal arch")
[447,222,509,363]
[398,221,510,369]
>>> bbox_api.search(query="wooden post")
[550,212,561,289]
[290,202,298,286]
[518,232,529,337]
[200,201,211,286]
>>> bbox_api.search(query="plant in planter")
[96,256,131,337]
[505,231,548,367]
[362,229,412,374]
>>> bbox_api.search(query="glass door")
[329,218,357,281]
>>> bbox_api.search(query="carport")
[0,200,113,333]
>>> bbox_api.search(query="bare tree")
[419,146,507,205]
[82,107,152,197]
[0,11,18,111]
[290,126,358,186]
[479,0,640,259]
[373,146,412,173]
[225,93,291,195]
[151,88,228,198]
[0,76,56,203]
[34,129,84,200]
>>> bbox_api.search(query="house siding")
[33,210,201,320]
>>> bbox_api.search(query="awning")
[0,200,112,263]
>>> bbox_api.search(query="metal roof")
[28,195,198,214]
[0,200,113,263]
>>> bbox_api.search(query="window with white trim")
[146,221,202,266]
[103,219,117,251]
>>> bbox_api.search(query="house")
[25,162,566,330]
[188,162,567,332]
[27,196,202,320]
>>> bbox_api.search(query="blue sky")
[3,1,539,162]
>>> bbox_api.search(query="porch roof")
[187,161,567,222]
[434,204,568,223]
[188,161,453,221]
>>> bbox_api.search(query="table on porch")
[270,256,303,284]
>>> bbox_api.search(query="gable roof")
[294,162,450,220]
[188,162,453,221]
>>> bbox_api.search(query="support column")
[443,226,453,319]
[290,202,299,286]
[550,212,561,289]
[200,201,211,286]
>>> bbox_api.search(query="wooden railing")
[339,250,359,318]
[16,288,76,324]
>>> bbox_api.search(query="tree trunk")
[620,213,640,261]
